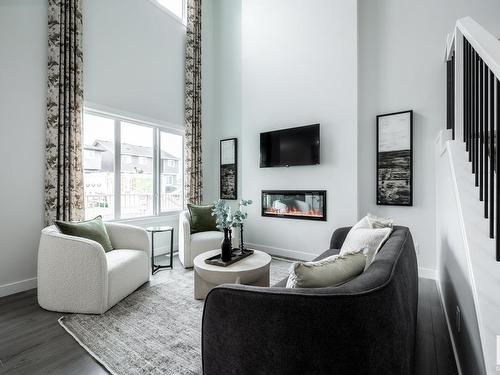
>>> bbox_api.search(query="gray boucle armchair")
[202,226,418,375]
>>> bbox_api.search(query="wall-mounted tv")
[260,124,320,168]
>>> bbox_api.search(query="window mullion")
[114,119,121,219]
[153,128,160,215]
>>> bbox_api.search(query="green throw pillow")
[54,215,114,252]
[187,203,218,234]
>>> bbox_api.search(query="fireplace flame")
[264,207,323,218]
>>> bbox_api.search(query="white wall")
[240,0,358,259]
[83,0,186,254]
[436,139,486,374]
[83,0,185,126]
[357,0,500,271]
[202,0,242,205]
[0,0,47,296]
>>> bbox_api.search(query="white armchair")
[179,210,226,268]
[37,222,150,314]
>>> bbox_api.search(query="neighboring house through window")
[82,110,184,220]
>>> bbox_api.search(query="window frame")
[148,0,187,26]
[83,108,185,221]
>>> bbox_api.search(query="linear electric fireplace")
[261,190,327,221]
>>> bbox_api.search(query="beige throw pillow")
[286,250,366,288]
[340,215,392,269]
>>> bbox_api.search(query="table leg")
[170,228,174,268]
[151,232,155,275]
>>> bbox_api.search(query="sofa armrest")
[178,211,192,267]
[37,229,108,313]
[329,226,351,249]
[105,222,149,254]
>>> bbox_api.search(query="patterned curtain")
[184,0,203,205]
[44,0,84,225]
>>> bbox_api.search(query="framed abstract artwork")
[376,110,413,206]
[220,138,237,200]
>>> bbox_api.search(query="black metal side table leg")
[151,231,155,275]
[170,228,174,268]
[149,227,174,275]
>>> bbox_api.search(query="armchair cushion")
[187,203,217,233]
[190,231,224,254]
[55,215,113,252]
[106,249,149,307]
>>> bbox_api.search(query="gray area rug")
[59,258,292,375]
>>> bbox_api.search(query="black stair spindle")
[475,52,480,185]
[452,53,455,139]
[468,43,472,157]
[465,41,470,149]
[479,60,484,200]
[467,44,474,156]
[490,71,495,238]
[472,50,476,167]
[485,66,489,218]
[496,79,500,260]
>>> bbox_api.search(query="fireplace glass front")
[261,190,326,221]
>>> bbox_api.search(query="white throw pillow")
[367,213,394,229]
[286,249,366,288]
[340,216,392,269]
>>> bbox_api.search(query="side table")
[146,226,174,275]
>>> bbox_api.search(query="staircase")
[438,17,500,375]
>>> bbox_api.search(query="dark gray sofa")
[202,226,418,375]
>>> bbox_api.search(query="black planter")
[221,228,232,262]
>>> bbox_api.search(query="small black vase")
[221,228,232,262]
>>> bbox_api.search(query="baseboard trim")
[0,277,37,298]
[245,242,317,261]
[435,279,463,375]
[418,267,437,280]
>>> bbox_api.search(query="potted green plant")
[212,199,253,261]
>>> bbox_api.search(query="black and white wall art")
[220,138,238,200]
[376,110,413,206]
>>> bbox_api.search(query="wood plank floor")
[415,278,458,375]
[0,268,457,374]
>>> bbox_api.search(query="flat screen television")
[260,124,320,167]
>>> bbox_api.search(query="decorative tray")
[205,249,254,267]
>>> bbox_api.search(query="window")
[82,113,115,221]
[83,110,184,220]
[121,122,154,219]
[165,176,175,185]
[122,155,133,164]
[160,131,183,212]
[153,0,186,23]
[85,150,97,159]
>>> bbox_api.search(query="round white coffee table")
[193,249,271,300]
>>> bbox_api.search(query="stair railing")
[449,17,500,260]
